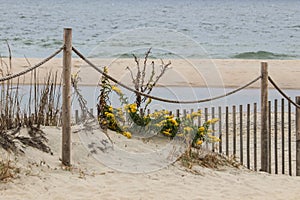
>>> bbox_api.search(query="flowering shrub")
[97,68,220,146]
[97,67,131,138]
[125,103,151,127]
[153,113,180,138]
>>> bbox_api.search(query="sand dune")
[1,121,300,200]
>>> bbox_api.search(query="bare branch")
[143,61,155,93]
[24,55,32,67]
[5,40,12,74]
[126,66,136,86]
[141,48,151,91]
[133,54,141,90]
[146,61,171,96]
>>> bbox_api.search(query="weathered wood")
[218,106,222,154]
[240,104,243,164]
[247,104,250,169]
[226,106,229,156]
[190,108,194,125]
[261,62,269,172]
[90,108,94,117]
[296,96,300,176]
[204,107,209,149]
[268,101,272,173]
[211,107,215,152]
[254,103,257,171]
[288,102,292,176]
[140,108,143,116]
[288,100,292,176]
[75,110,79,124]
[62,28,72,166]
[233,105,236,156]
[274,99,278,174]
[281,98,285,174]
[176,109,180,118]
[197,108,201,126]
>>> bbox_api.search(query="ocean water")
[0,0,300,59]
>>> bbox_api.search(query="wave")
[232,51,297,59]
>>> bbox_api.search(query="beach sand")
[1,58,300,199]
[2,57,300,89]
[1,123,300,200]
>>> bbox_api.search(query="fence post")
[261,62,269,172]
[62,28,72,166]
[296,96,300,176]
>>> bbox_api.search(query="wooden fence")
[74,97,299,175]
[62,28,300,175]
[2,28,299,174]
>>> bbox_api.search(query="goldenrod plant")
[98,73,219,147]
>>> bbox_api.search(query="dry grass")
[0,158,19,182]
[180,148,241,170]
[0,53,62,153]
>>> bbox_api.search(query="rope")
[72,46,261,104]
[0,46,64,82]
[268,76,300,109]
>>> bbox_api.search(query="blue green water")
[0,0,300,59]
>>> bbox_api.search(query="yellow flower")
[111,85,122,95]
[177,133,184,137]
[184,127,193,132]
[129,103,137,113]
[154,123,162,128]
[211,118,219,124]
[106,113,115,119]
[71,70,80,80]
[123,131,132,139]
[163,130,171,136]
[198,126,205,132]
[168,118,178,126]
[196,140,203,145]
[209,135,220,142]
[108,106,113,112]
[186,114,191,119]
[158,120,166,126]
[207,118,219,124]
[191,111,201,118]
[103,66,108,74]
[146,98,152,105]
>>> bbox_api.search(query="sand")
[2,57,300,89]
[0,120,300,200]
[1,58,300,199]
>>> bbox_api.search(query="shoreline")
[1,58,300,89]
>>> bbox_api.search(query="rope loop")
[0,46,64,82]
[268,76,300,109]
[72,46,261,104]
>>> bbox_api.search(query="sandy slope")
[1,123,300,200]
